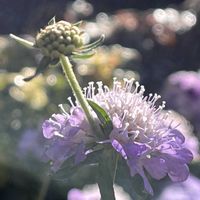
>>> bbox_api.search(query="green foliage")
[48,16,56,25]
[23,57,51,81]
[88,99,113,136]
[9,34,34,48]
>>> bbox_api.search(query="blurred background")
[1,0,200,199]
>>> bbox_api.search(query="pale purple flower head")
[42,78,193,194]
[163,71,200,134]
[42,107,93,171]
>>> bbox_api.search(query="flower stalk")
[36,174,51,200]
[97,149,117,200]
[59,54,102,138]
[59,54,117,199]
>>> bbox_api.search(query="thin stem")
[36,174,50,200]
[59,55,101,138]
[60,55,116,200]
[112,154,119,183]
[98,163,116,200]
[97,150,117,200]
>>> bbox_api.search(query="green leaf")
[9,34,34,48]
[88,100,113,136]
[73,21,83,27]
[81,34,105,50]
[23,56,50,81]
[48,16,56,25]
[53,157,80,181]
[71,50,95,59]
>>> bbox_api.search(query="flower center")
[85,79,169,142]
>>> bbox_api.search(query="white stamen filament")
[68,97,75,107]
[83,78,170,145]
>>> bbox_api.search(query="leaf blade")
[23,56,50,81]
[71,50,95,59]
[80,34,105,50]
[88,99,113,136]
[9,34,34,48]
[48,16,56,25]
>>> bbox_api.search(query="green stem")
[59,55,101,137]
[97,150,117,200]
[60,55,116,199]
[112,154,119,183]
[36,174,50,200]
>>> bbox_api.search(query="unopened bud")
[41,48,50,57]
[35,20,84,59]
[50,50,60,59]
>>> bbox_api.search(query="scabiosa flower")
[42,78,193,194]
[162,71,200,135]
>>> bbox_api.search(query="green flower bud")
[64,45,75,54]
[50,50,60,59]
[36,38,45,47]
[70,30,76,37]
[57,25,65,32]
[71,26,80,34]
[58,35,64,43]
[49,33,56,41]
[58,44,66,53]
[41,48,50,57]
[52,41,59,48]
[35,20,84,59]
[64,31,71,36]
[44,37,50,44]
[72,35,81,47]
[46,44,53,51]
[64,36,72,44]
[57,20,71,27]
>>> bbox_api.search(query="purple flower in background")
[162,110,200,161]
[156,175,200,200]
[162,71,200,135]
[18,129,45,160]
[42,78,193,194]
